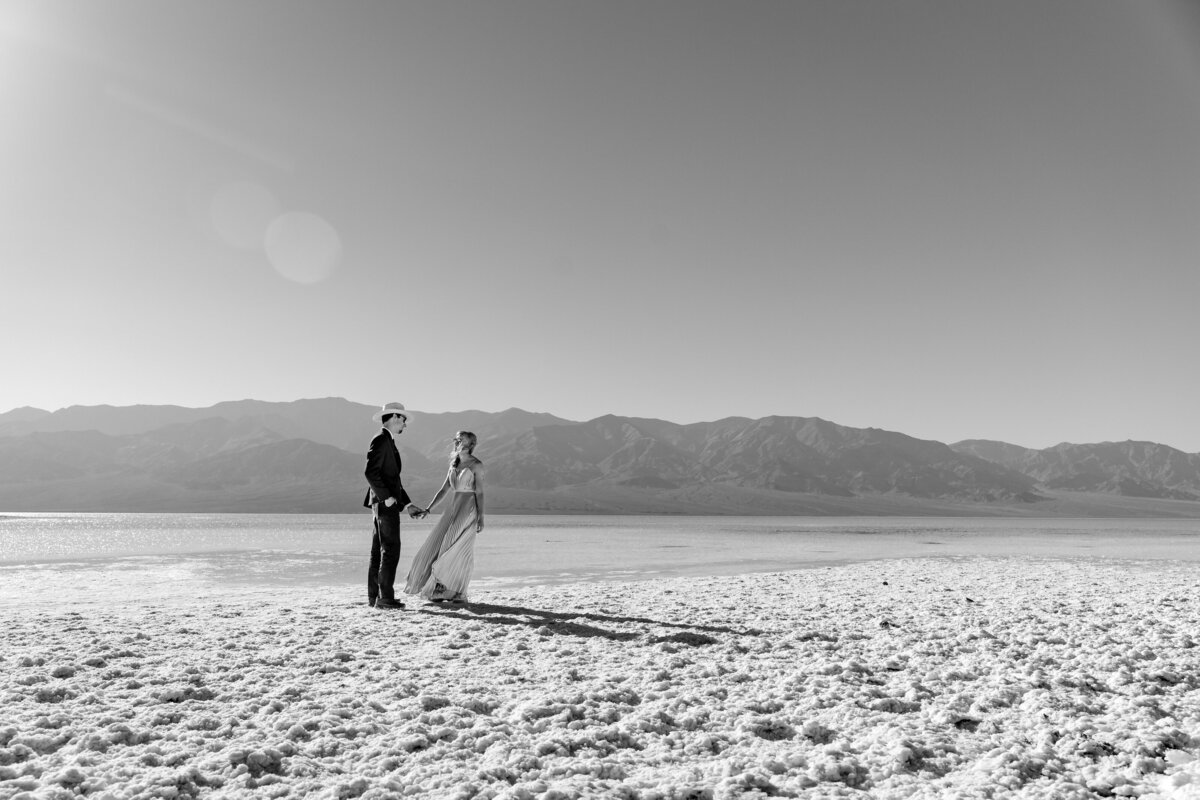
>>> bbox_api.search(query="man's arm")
[364,434,394,504]
[395,476,415,512]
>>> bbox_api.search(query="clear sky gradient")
[3,1,1199,451]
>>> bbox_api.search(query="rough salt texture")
[2,557,1200,799]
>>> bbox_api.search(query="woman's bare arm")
[474,465,485,532]
[423,474,452,513]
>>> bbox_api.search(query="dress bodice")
[448,465,478,492]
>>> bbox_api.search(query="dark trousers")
[368,504,402,603]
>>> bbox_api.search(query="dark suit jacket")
[363,429,413,509]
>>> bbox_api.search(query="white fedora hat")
[372,401,413,421]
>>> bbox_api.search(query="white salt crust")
[2,557,1199,799]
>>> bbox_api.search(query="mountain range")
[1,398,1198,516]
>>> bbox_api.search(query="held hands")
[384,498,426,518]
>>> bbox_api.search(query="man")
[363,401,425,609]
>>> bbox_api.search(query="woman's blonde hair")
[451,431,478,468]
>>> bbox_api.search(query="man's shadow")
[417,600,760,644]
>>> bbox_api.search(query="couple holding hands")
[362,401,484,609]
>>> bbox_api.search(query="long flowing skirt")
[404,491,478,600]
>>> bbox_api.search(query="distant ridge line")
[0,398,1197,515]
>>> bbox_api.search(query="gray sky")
[3,0,1199,451]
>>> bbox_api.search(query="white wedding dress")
[404,464,481,601]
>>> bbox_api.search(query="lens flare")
[264,211,342,284]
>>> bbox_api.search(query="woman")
[404,431,485,603]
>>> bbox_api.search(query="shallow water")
[2,513,1198,606]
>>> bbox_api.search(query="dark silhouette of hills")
[0,406,51,425]
[0,398,1197,515]
[0,399,572,459]
[488,415,1041,502]
[0,419,381,513]
[951,439,1200,501]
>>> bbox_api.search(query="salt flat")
[4,514,1199,612]
[2,557,1199,799]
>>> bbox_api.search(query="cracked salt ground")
[2,557,1200,799]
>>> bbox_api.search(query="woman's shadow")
[419,600,761,644]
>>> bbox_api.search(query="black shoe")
[375,599,406,609]
[367,598,377,607]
